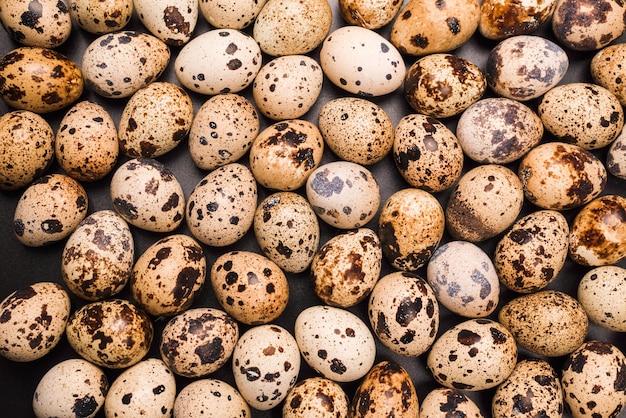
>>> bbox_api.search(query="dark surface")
[0,2,625,417]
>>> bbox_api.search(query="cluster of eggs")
[0,0,625,417]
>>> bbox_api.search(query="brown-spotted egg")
[134,0,197,45]
[339,0,403,29]
[0,0,71,48]
[591,43,626,106]
[69,0,133,34]
[199,0,266,29]
[607,129,626,179]
[174,379,250,418]
[578,265,626,332]
[420,387,484,418]
[479,0,557,40]
[283,377,350,418]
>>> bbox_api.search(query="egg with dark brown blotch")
[351,361,419,418]
[591,43,626,106]
[283,377,350,418]
[368,271,439,357]
[0,282,71,362]
[578,265,626,332]
[607,127,626,179]
[160,307,239,377]
[494,210,569,293]
[339,0,403,29]
[420,387,484,418]
[492,358,564,418]
[69,0,133,34]
[479,0,557,40]
[199,0,266,29]
[498,290,588,357]
[561,340,626,418]
[134,0,197,45]
[0,0,72,47]
[174,378,250,418]
[569,194,626,266]
[427,318,517,391]
[13,173,88,247]
[65,299,153,369]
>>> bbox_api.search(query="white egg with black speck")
[591,43,626,106]
[199,0,266,29]
[420,388,484,418]
[69,0,133,34]
[283,377,350,418]
[174,378,250,417]
[0,0,72,48]
[607,127,626,179]
[578,265,626,332]
[134,0,197,45]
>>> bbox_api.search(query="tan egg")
[494,210,569,293]
[56,101,119,182]
[134,0,197,45]
[0,0,71,47]
[446,164,524,242]
[0,46,83,113]
[539,83,624,150]
[210,250,289,325]
[479,0,557,40]
[339,0,403,29]
[607,128,626,179]
[283,377,350,418]
[420,387,484,418]
[249,119,324,191]
[317,97,394,165]
[199,0,266,29]
[350,361,419,417]
[69,0,133,34]
[253,0,332,56]
[578,266,626,332]
[393,113,464,192]
[518,142,607,210]
[379,188,445,271]
[591,43,626,106]
[174,379,250,418]
[498,290,588,357]
[569,194,626,266]
[0,110,54,190]
[390,0,480,56]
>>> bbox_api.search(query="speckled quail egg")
[253,0,332,56]
[66,299,153,369]
[253,54,323,120]
[479,0,557,40]
[199,0,266,29]
[0,0,71,47]
[232,324,301,410]
[539,82,624,150]
[494,210,569,293]
[306,161,380,229]
[254,192,320,273]
[317,97,394,165]
[320,25,405,96]
[55,100,119,182]
[607,126,626,179]
[379,188,445,271]
[393,113,464,192]
[351,361,420,417]
[561,340,626,418]
[134,0,197,45]
[311,228,382,308]
[498,290,588,357]
[492,358,564,418]
[0,46,83,113]
[81,31,170,98]
[446,164,524,242]
[188,93,259,171]
[420,387,484,418]
[0,110,54,190]
[569,194,626,266]
[404,53,486,118]
[175,28,261,95]
[186,163,257,247]
[210,250,289,325]
[0,282,71,362]
[283,377,350,418]
[427,318,518,391]
[104,358,176,417]
[578,265,626,332]
[456,98,543,164]
[296,306,377,384]
[591,43,626,106]
[131,234,206,317]
[62,210,134,301]
[110,158,185,233]
[368,271,439,357]
[390,0,480,56]
[32,358,108,418]
[69,0,133,34]
[174,378,250,418]
[13,173,88,247]
[160,307,239,378]
[518,142,607,210]
[249,119,324,191]
[339,0,403,29]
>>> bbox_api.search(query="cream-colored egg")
[134,0,197,45]
[420,387,484,418]
[283,377,350,418]
[69,0,133,34]
[0,0,71,47]
[479,0,557,40]
[199,0,266,29]
[578,265,626,332]
[607,127,626,179]
[174,379,250,417]
[591,43,626,106]
[339,0,403,29]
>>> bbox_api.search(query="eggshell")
[0,0,71,47]
[0,46,83,113]
[591,43,626,106]
[104,358,176,417]
[426,318,517,391]
[134,0,198,45]
[420,387,484,418]
[479,0,557,40]
[0,110,54,190]
[607,128,626,179]
[368,271,439,357]
[561,341,626,418]
[283,377,350,418]
[13,173,88,247]
[253,0,332,56]
[339,0,403,29]
[378,188,445,271]
[350,361,419,417]
[320,25,405,96]
[210,250,289,325]
[110,158,185,233]
[186,163,257,247]
[0,282,71,362]
[199,0,266,29]
[578,265,626,332]
[69,0,133,34]
[232,324,301,410]
[32,358,108,418]
[82,31,170,98]
[61,210,134,301]
[295,305,376,383]
[174,378,250,417]
[427,240,499,318]
[568,194,626,266]
[498,290,588,357]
